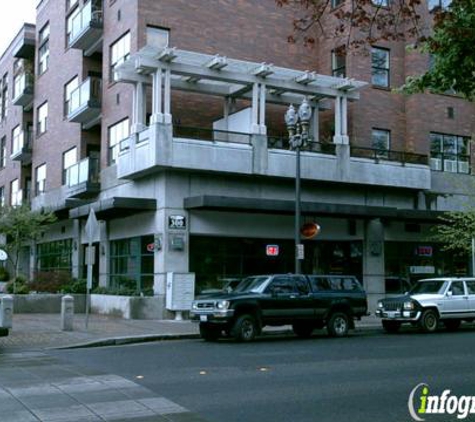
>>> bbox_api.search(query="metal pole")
[472,237,475,277]
[295,144,301,274]
[85,243,92,329]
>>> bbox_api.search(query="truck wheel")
[292,323,314,338]
[327,312,349,337]
[418,309,439,333]
[444,320,461,331]
[382,320,401,333]
[232,314,257,342]
[199,324,221,342]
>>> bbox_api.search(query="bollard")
[61,295,74,331]
[0,295,13,329]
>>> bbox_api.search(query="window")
[62,147,77,183]
[0,73,8,120]
[66,6,81,45]
[10,179,22,206]
[428,0,451,11]
[0,186,4,207]
[266,276,296,294]
[371,47,390,88]
[37,239,72,272]
[466,281,475,295]
[372,128,390,157]
[0,137,5,168]
[146,26,169,49]
[372,0,389,6]
[331,48,346,77]
[37,102,48,135]
[110,32,131,81]
[430,132,470,173]
[38,23,50,75]
[331,0,344,7]
[64,76,79,116]
[67,0,79,9]
[449,281,464,296]
[108,118,130,164]
[12,125,22,155]
[35,163,47,195]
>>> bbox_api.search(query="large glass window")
[146,26,169,49]
[62,147,78,184]
[0,73,8,120]
[430,132,470,174]
[66,5,80,45]
[37,102,48,135]
[110,32,130,81]
[108,118,129,164]
[331,48,346,77]
[64,76,79,116]
[10,179,22,206]
[0,136,5,168]
[0,186,4,207]
[372,128,390,157]
[37,239,72,272]
[35,163,47,195]
[110,235,154,294]
[371,47,390,88]
[428,0,451,11]
[38,23,50,75]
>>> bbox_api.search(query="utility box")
[166,272,195,311]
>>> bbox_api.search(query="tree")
[276,0,475,100]
[432,211,475,255]
[0,204,56,292]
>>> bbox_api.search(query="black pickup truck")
[190,274,368,342]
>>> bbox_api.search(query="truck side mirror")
[446,291,453,297]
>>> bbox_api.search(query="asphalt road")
[50,328,475,422]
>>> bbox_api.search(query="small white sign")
[0,249,7,261]
[410,266,435,274]
[296,244,305,260]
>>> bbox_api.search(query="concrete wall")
[10,294,86,313]
[91,294,169,319]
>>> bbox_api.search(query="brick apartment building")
[0,0,473,314]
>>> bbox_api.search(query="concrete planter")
[7,293,86,314]
[90,294,168,320]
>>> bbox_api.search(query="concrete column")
[333,96,342,144]
[71,219,81,279]
[150,69,163,124]
[0,295,13,329]
[311,106,319,143]
[132,82,147,133]
[259,83,267,135]
[251,134,268,174]
[364,218,386,312]
[163,69,172,124]
[61,295,74,331]
[340,96,349,144]
[251,83,260,134]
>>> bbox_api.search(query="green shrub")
[6,276,30,294]
[0,266,9,281]
[30,271,73,293]
[62,278,87,294]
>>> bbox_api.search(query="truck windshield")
[233,276,270,293]
[409,280,446,295]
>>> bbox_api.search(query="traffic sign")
[85,209,99,244]
[266,245,279,257]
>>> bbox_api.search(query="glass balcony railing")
[67,76,102,118]
[12,72,34,104]
[69,0,103,47]
[11,129,32,157]
[65,156,99,188]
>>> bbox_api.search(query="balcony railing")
[67,77,102,126]
[12,72,34,107]
[69,0,103,51]
[65,156,100,188]
[268,135,336,155]
[430,153,471,174]
[11,129,33,162]
[350,146,428,165]
[173,126,252,145]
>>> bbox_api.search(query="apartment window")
[0,73,8,121]
[0,186,4,207]
[110,32,131,81]
[10,179,22,206]
[38,23,50,75]
[372,0,389,6]
[430,133,470,174]
[62,147,77,183]
[66,6,81,45]
[372,129,390,158]
[331,48,346,77]
[331,0,344,7]
[64,76,79,116]
[37,102,48,135]
[146,26,169,49]
[67,0,79,9]
[12,125,22,155]
[0,137,5,168]
[108,118,130,164]
[371,47,390,88]
[36,164,47,195]
[428,0,451,10]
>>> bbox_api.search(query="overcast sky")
[0,0,37,56]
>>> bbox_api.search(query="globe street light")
[285,98,311,274]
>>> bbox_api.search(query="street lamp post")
[285,99,311,274]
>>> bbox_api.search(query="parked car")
[190,274,368,342]
[385,276,412,295]
[376,277,475,333]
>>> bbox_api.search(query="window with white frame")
[146,26,169,49]
[371,47,390,88]
[12,125,22,155]
[0,73,8,121]
[62,146,77,184]
[430,132,470,174]
[38,23,50,75]
[66,5,81,45]
[10,179,22,206]
[372,129,390,157]
[37,102,48,135]
[108,118,130,164]
[0,186,4,207]
[35,163,47,195]
[64,76,79,116]
[0,137,5,168]
[331,48,346,77]
[110,32,131,81]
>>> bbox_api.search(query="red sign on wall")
[266,245,279,257]
[416,246,433,257]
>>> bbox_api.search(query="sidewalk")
[0,313,381,351]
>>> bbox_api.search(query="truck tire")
[231,314,257,342]
[327,312,349,337]
[292,323,314,338]
[444,319,461,331]
[199,324,221,342]
[418,309,439,333]
[382,320,401,333]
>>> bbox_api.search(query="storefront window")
[37,239,72,272]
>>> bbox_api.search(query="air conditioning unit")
[458,161,469,174]
[444,160,458,173]
[430,158,442,171]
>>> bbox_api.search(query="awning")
[69,197,157,220]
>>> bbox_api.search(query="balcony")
[12,73,34,109]
[10,129,33,164]
[67,77,102,128]
[12,24,35,59]
[68,0,103,55]
[65,156,100,199]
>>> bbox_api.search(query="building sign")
[266,245,279,257]
[410,266,435,274]
[169,215,186,230]
[415,246,433,257]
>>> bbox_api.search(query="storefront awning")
[184,195,445,223]
[69,197,157,220]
